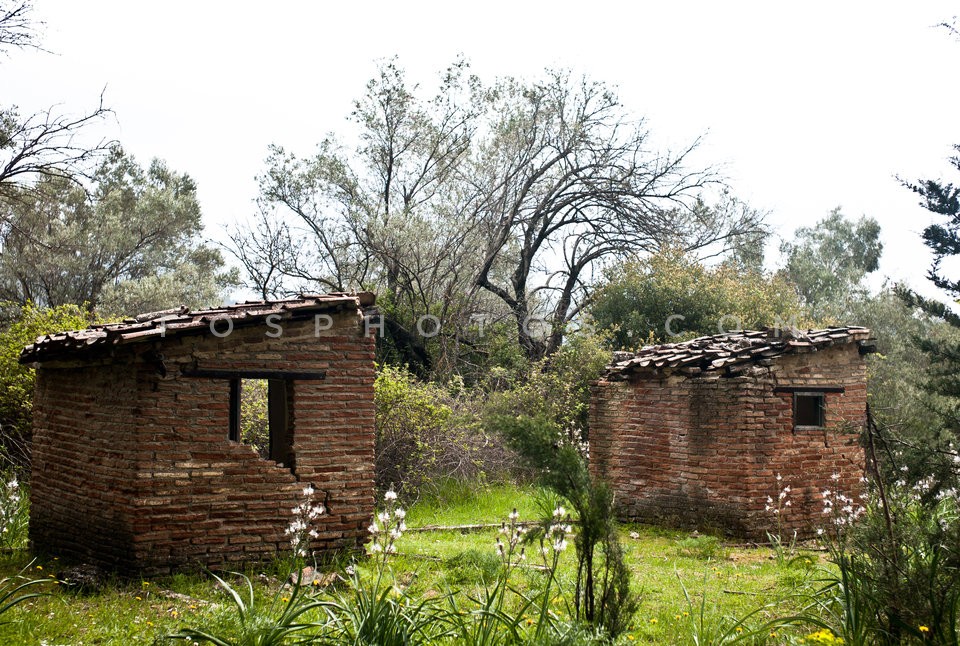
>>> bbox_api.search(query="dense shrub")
[0,302,93,468]
[483,329,610,438]
[804,427,960,645]
[375,364,514,498]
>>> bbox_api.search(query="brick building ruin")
[20,293,376,575]
[589,327,873,538]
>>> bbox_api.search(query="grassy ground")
[0,483,822,644]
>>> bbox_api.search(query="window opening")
[794,392,825,429]
[229,378,294,467]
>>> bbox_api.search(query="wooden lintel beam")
[773,386,845,394]
[181,368,327,380]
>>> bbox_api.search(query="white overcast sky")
[5,1,960,299]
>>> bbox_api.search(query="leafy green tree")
[589,248,805,349]
[898,146,960,437]
[778,209,882,323]
[0,148,236,315]
[854,289,960,486]
[0,3,223,317]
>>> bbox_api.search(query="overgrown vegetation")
[0,485,820,644]
[0,302,93,467]
[590,247,806,348]
[374,365,513,497]
[6,2,960,643]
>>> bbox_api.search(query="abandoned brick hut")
[20,293,377,575]
[589,327,873,538]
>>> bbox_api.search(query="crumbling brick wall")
[30,308,375,575]
[589,344,866,538]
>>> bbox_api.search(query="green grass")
[405,480,554,528]
[0,483,824,644]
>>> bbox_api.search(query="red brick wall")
[30,308,376,575]
[589,344,866,538]
[30,363,141,569]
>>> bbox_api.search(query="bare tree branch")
[0,94,115,199]
[0,0,42,55]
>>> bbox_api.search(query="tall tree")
[465,72,763,359]
[778,208,882,323]
[878,18,960,487]
[901,147,960,318]
[898,146,960,431]
[232,60,765,369]
[239,59,486,375]
[0,147,236,314]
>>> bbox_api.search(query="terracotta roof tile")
[20,292,376,364]
[604,326,872,380]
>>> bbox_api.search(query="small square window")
[794,392,825,429]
